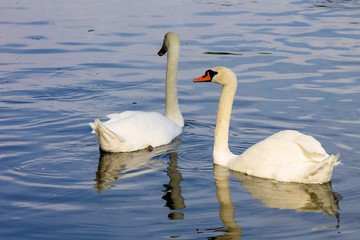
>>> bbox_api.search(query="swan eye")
[202,71,209,78]
[207,69,218,79]
[201,69,218,81]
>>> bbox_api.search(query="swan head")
[193,67,237,88]
[158,32,180,56]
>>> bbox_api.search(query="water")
[1,0,360,239]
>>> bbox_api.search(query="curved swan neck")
[213,71,238,165]
[164,38,184,127]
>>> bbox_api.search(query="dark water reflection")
[95,137,182,193]
[314,0,360,8]
[213,165,340,239]
[230,169,340,217]
[94,137,186,219]
[162,152,186,220]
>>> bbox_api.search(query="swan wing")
[97,111,181,152]
[105,111,139,123]
[229,133,339,183]
[267,130,327,157]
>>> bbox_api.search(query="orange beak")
[193,71,212,83]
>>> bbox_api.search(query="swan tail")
[307,153,341,184]
[89,122,96,133]
[333,152,341,167]
[90,119,127,152]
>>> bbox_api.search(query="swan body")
[194,67,340,183]
[90,32,184,152]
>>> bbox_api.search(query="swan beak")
[158,45,167,56]
[193,71,212,83]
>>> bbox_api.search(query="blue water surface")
[1,0,360,239]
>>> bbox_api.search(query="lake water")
[1,0,360,239]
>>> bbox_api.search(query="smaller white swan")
[90,32,184,152]
[194,67,340,184]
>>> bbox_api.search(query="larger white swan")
[194,67,340,184]
[90,32,184,152]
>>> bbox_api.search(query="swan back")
[90,111,182,152]
[231,130,340,183]
[267,130,328,158]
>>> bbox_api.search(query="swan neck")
[213,80,237,165]
[165,44,184,127]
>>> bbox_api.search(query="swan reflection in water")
[94,137,181,193]
[162,152,186,220]
[213,165,341,239]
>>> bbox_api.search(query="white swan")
[90,32,184,152]
[194,67,340,184]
